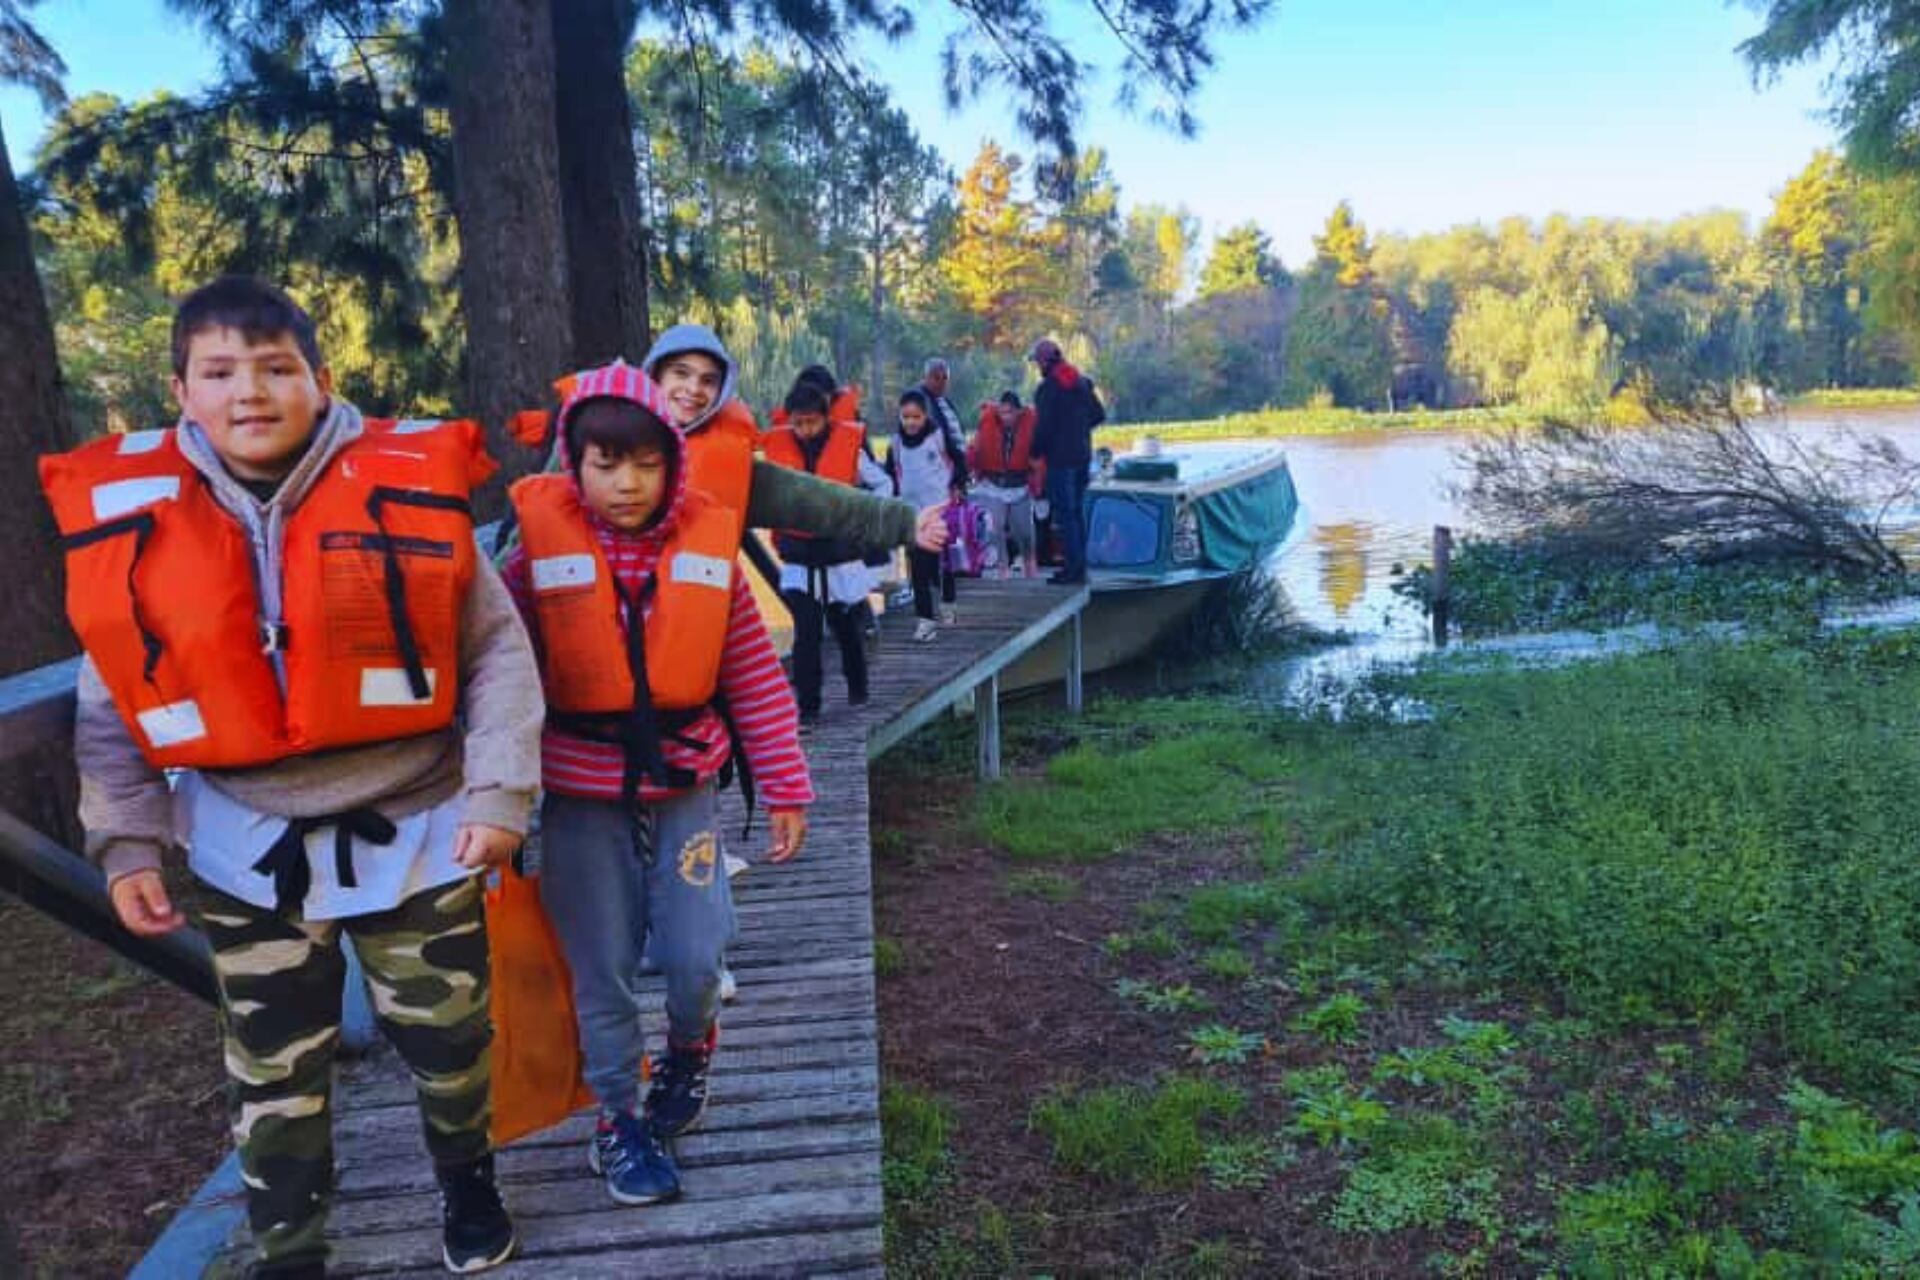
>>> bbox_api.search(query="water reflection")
[1313,522,1374,621]
[1265,406,1920,641]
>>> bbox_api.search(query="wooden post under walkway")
[150,575,1091,1277]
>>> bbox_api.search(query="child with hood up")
[501,362,811,1207]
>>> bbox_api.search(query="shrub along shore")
[1106,386,1920,448]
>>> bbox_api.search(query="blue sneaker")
[587,1108,682,1205]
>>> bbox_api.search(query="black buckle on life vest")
[259,620,290,654]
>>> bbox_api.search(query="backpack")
[943,500,991,577]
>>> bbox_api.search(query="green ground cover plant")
[1288,634,1920,1091]
[1031,1076,1245,1189]
[1392,538,1920,634]
[883,624,1920,1272]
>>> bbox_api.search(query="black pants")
[783,582,868,713]
[909,547,955,620]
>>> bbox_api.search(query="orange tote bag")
[486,863,596,1146]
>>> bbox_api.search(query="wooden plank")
[335,1120,883,1197]
[373,1226,883,1279]
[326,1184,882,1275]
[866,581,1089,758]
[172,575,1090,1276]
[330,1152,878,1236]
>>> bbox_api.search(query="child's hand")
[767,810,808,864]
[914,502,951,552]
[455,823,523,870]
[110,869,186,937]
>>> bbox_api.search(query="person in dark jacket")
[1028,338,1106,585]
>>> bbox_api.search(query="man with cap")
[1028,338,1106,585]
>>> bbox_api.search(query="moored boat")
[1003,437,1298,691]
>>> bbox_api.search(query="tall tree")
[0,0,76,675]
[552,0,651,362]
[441,0,572,479]
[1198,220,1283,298]
[941,142,1053,352]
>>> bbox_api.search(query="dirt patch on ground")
[0,888,228,1277]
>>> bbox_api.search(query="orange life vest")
[683,398,759,545]
[973,405,1040,476]
[762,423,864,547]
[39,419,494,770]
[508,473,737,717]
[762,423,861,486]
[829,385,862,426]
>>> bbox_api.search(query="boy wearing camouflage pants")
[43,277,543,1277]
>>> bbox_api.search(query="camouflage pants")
[197,875,493,1267]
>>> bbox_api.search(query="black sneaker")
[588,1107,682,1205]
[645,1031,715,1138]
[438,1153,517,1273]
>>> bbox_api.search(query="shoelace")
[600,1112,659,1176]
[650,1053,708,1104]
[441,1167,503,1225]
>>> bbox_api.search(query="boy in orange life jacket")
[765,379,895,722]
[499,362,811,1207]
[43,276,539,1277]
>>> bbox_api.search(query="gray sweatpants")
[539,786,737,1114]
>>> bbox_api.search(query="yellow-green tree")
[941,142,1056,352]
[1198,221,1284,298]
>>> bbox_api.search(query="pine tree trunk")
[0,120,77,678]
[443,0,573,502]
[551,0,651,366]
[869,207,887,410]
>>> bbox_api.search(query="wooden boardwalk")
[192,576,1088,1278]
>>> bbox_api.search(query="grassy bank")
[873,630,1920,1275]
[1392,540,1920,635]
[1111,387,1920,447]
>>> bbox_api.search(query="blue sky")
[3,0,1841,268]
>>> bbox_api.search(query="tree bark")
[0,119,77,677]
[443,0,574,501]
[551,0,652,366]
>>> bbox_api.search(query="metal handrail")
[0,657,218,1005]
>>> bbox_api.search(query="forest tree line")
[27,28,1919,444]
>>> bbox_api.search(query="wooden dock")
[175,576,1089,1278]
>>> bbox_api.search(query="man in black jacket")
[1028,338,1105,585]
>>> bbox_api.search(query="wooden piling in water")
[1432,524,1452,645]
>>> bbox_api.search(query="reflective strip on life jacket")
[38,419,490,768]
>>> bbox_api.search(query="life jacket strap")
[62,510,165,682]
[366,486,473,702]
[250,807,399,913]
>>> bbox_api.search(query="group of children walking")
[44,276,976,1277]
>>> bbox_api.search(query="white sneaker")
[939,606,957,625]
[913,618,939,643]
[723,853,749,879]
[719,967,738,1003]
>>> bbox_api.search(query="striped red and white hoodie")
[502,360,812,814]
